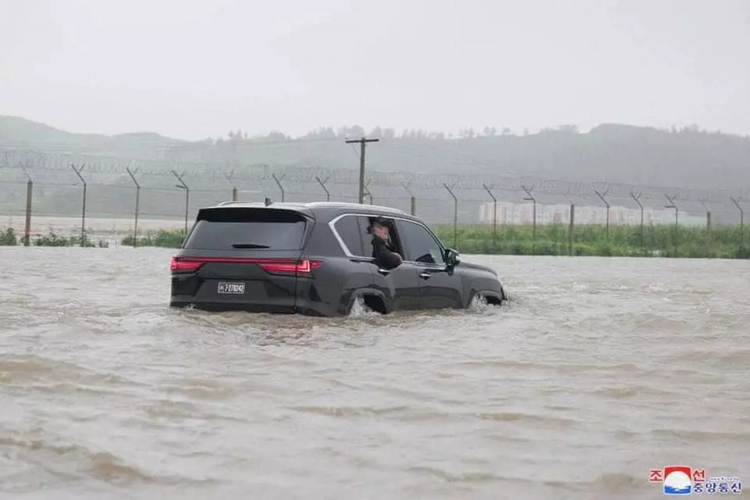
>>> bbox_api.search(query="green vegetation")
[0,227,109,248]
[0,227,17,246]
[122,230,185,248]
[4,224,749,259]
[433,223,749,259]
[122,224,748,259]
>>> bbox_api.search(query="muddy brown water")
[1,247,748,499]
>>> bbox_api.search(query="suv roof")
[208,200,408,217]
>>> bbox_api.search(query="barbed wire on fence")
[1,150,746,196]
[0,149,748,241]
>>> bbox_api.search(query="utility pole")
[345,137,380,204]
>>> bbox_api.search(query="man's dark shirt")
[372,235,403,270]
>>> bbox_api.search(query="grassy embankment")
[0,228,109,248]
[433,223,749,259]
[1,224,748,259]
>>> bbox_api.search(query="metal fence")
[0,151,747,248]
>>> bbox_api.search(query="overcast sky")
[1,0,748,140]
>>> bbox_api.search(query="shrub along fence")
[0,227,109,248]
[432,223,749,259]
[1,223,748,259]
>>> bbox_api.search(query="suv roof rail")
[303,201,407,214]
[215,201,265,207]
[211,200,407,214]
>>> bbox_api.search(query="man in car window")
[370,218,403,270]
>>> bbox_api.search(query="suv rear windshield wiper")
[231,243,271,249]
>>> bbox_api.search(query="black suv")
[170,201,506,316]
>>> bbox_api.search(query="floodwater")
[1,248,748,500]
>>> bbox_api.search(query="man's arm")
[372,236,403,270]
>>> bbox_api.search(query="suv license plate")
[217,282,246,295]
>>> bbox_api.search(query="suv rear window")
[184,208,308,251]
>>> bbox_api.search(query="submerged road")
[1,248,748,499]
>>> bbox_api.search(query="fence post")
[664,194,679,254]
[444,183,458,249]
[223,171,237,201]
[402,181,415,215]
[730,196,744,250]
[361,178,373,204]
[522,184,536,253]
[700,200,712,257]
[272,173,286,202]
[483,184,498,249]
[172,170,189,235]
[24,179,33,246]
[316,176,330,201]
[126,167,140,247]
[20,165,33,246]
[568,203,575,256]
[594,188,610,240]
[70,164,87,247]
[630,191,644,250]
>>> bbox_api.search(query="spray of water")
[467,293,490,313]
[348,296,380,317]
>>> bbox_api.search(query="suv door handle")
[377,268,390,276]
[419,272,431,279]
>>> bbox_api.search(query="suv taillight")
[260,259,322,276]
[170,256,322,275]
[170,256,203,273]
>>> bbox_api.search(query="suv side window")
[332,215,364,256]
[357,216,377,258]
[396,220,445,265]
[359,216,406,259]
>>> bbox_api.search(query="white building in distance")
[478,202,706,226]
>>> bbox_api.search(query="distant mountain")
[1,116,748,192]
[1,115,749,226]
[0,115,184,156]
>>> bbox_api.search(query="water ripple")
[0,247,748,499]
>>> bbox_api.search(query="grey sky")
[1,0,748,140]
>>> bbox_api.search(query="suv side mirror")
[445,248,461,267]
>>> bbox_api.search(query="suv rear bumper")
[169,296,344,317]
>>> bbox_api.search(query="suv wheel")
[468,292,490,312]
[348,294,387,316]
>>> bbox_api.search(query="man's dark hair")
[371,217,389,228]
